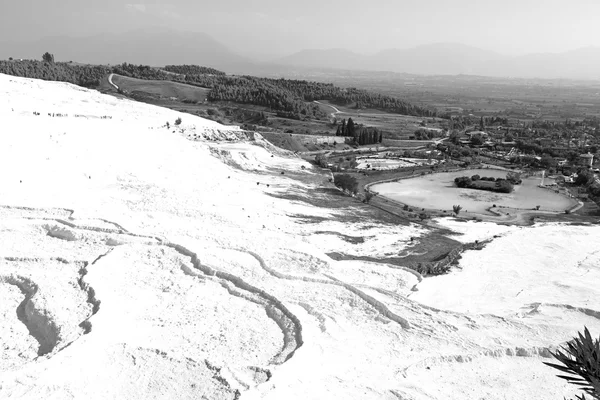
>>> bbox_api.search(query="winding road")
[313,100,342,119]
[108,74,119,90]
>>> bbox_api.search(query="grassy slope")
[314,100,447,139]
[112,74,210,102]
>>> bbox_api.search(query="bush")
[175,117,182,126]
[363,191,377,204]
[334,174,358,195]
[576,170,595,186]
[507,171,522,184]
[471,174,481,181]
[544,327,600,399]
[454,176,472,188]
[453,204,462,215]
[496,179,514,193]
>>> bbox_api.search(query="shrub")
[454,176,472,188]
[363,191,377,204]
[576,170,595,186]
[471,174,481,181]
[175,117,182,126]
[334,174,359,195]
[496,179,514,193]
[544,327,600,399]
[507,171,522,184]
[452,204,462,215]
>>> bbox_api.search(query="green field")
[313,100,448,139]
[112,74,210,103]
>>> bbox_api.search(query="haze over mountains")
[0,28,251,72]
[277,43,600,80]
[2,28,599,80]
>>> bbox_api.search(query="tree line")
[0,58,436,120]
[163,65,225,76]
[0,60,111,87]
[335,118,382,145]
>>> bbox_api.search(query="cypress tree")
[347,118,356,138]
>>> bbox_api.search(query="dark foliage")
[544,327,600,399]
[0,60,110,87]
[336,118,382,145]
[454,176,472,188]
[414,128,443,140]
[208,76,325,119]
[363,191,377,203]
[334,174,359,195]
[42,52,54,63]
[163,65,225,76]
[454,176,513,193]
[112,63,173,80]
[576,170,595,186]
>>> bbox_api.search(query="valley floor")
[0,73,598,400]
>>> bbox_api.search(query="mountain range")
[276,43,600,80]
[1,29,599,80]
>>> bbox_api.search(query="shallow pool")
[372,169,576,214]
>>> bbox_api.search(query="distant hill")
[4,31,599,80]
[277,48,369,70]
[0,28,254,74]
[276,43,600,80]
[371,43,504,75]
[474,47,600,80]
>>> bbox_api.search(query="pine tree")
[42,52,55,63]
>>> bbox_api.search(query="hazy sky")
[2,0,600,57]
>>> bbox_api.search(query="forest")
[0,59,436,120]
[163,65,226,76]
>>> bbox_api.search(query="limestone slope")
[0,73,599,400]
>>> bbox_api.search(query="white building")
[579,153,594,167]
